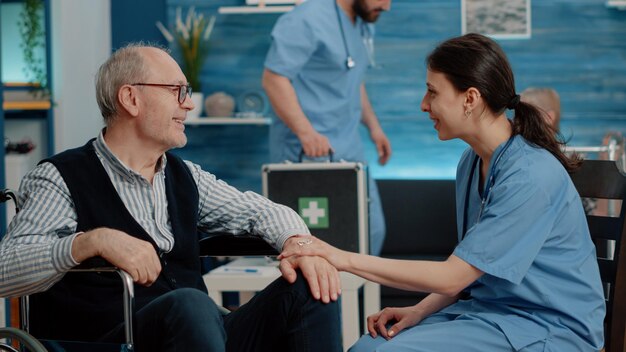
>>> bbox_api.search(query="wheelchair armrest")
[0,327,48,352]
[65,257,135,349]
[73,256,115,271]
[199,234,278,257]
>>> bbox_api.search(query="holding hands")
[280,235,343,303]
[279,235,350,271]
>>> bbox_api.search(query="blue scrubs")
[265,0,386,254]
[351,136,606,351]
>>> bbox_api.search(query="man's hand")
[298,129,333,158]
[370,128,391,165]
[279,255,341,304]
[73,228,162,286]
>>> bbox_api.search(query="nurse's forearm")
[360,84,383,133]
[413,292,460,321]
[343,252,482,297]
[262,69,316,137]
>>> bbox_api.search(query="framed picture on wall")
[462,0,531,39]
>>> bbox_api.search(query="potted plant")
[18,0,49,98]
[157,7,215,118]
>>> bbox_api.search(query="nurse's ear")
[463,87,482,111]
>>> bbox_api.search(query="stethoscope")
[461,135,515,240]
[334,1,375,69]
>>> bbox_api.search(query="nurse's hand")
[370,128,392,165]
[299,130,333,158]
[279,235,349,271]
[367,306,423,340]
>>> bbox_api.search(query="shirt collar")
[94,129,168,182]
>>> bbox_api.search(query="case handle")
[298,149,334,163]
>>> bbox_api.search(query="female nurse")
[279,33,606,352]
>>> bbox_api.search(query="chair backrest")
[570,160,626,352]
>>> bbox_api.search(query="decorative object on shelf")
[236,90,269,118]
[607,0,626,10]
[156,7,216,94]
[4,138,36,154]
[189,92,204,120]
[17,0,49,98]
[205,92,235,117]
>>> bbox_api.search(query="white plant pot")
[188,92,204,120]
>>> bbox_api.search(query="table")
[203,258,380,351]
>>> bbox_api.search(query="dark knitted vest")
[29,139,207,342]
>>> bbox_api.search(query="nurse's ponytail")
[427,33,581,172]
[509,97,581,172]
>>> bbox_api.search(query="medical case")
[261,162,369,254]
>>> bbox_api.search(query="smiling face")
[135,47,195,151]
[420,69,469,141]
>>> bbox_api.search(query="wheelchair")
[1,188,275,351]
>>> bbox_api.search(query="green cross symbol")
[299,197,329,229]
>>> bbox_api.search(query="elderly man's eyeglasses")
[131,83,193,104]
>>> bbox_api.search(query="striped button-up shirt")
[0,132,309,297]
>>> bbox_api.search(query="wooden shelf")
[184,117,271,125]
[3,100,51,111]
[3,82,43,88]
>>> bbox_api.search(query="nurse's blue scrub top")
[449,135,605,350]
[264,0,372,162]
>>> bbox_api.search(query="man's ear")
[118,84,140,117]
[463,87,481,110]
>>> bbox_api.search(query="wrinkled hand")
[279,235,348,270]
[88,228,162,286]
[279,255,341,303]
[367,306,423,340]
[370,129,391,165]
[299,130,333,158]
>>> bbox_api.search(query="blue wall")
[111,0,167,50]
[113,0,626,192]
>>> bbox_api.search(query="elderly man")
[520,87,561,132]
[0,44,342,352]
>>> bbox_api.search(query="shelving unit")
[1,0,54,232]
[218,5,293,14]
[218,0,298,14]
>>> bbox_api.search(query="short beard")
[353,0,382,23]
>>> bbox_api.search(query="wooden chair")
[570,160,626,352]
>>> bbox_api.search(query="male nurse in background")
[263,0,392,255]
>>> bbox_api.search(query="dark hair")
[426,33,580,172]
